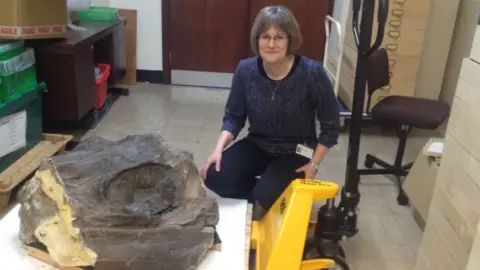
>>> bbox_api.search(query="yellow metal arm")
[251,179,340,270]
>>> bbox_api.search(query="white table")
[0,198,250,270]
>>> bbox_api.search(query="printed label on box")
[0,25,67,37]
[0,111,27,158]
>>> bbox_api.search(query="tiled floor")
[81,83,442,269]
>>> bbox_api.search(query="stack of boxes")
[0,40,43,173]
[414,26,480,270]
[0,41,37,107]
[0,0,68,171]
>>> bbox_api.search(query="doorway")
[162,0,334,87]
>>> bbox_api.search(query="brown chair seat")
[371,95,450,130]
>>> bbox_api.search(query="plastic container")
[79,7,120,22]
[0,83,44,173]
[94,63,111,110]
[0,40,24,61]
[0,48,37,104]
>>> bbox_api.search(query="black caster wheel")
[303,238,347,262]
[364,157,374,169]
[333,256,350,270]
[397,192,409,206]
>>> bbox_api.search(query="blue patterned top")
[221,55,341,155]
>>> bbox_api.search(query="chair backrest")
[365,48,390,112]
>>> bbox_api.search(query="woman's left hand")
[295,163,318,180]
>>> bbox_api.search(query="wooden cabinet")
[28,19,126,122]
[169,0,250,74]
[32,45,94,121]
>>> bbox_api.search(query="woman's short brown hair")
[250,5,303,55]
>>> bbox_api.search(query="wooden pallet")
[245,204,253,270]
[24,242,87,270]
[0,133,73,210]
[22,205,251,270]
[24,232,223,270]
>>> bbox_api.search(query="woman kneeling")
[200,5,341,219]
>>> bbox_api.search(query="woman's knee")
[204,165,221,191]
[253,175,294,211]
[204,164,256,200]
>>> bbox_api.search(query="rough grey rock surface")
[18,134,220,270]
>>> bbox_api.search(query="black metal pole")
[344,0,376,194]
[312,0,389,252]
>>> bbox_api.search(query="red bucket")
[94,63,111,110]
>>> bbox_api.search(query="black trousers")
[204,138,308,211]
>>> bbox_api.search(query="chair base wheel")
[397,192,409,206]
[364,156,374,168]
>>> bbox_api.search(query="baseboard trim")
[136,70,164,84]
[171,70,233,88]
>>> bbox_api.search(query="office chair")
[357,48,450,205]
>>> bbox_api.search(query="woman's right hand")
[200,149,222,180]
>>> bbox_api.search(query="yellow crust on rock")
[33,169,97,267]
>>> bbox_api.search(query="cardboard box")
[403,138,443,228]
[0,0,68,40]
[414,58,480,269]
[338,0,432,111]
[466,222,480,270]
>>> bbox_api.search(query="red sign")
[0,27,18,35]
[0,25,67,36]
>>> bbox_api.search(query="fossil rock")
[17,134,219,270]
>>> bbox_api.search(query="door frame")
[162,0,172,84]
[161,0,335,85]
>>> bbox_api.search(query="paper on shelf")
[0,110,27,159]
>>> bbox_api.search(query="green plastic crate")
[0,48,37,104]
[0,40,24,61]
[0,83,44,173]
[79,7,120,22]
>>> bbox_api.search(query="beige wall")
[439,0,480,105]
[91,0,163,71]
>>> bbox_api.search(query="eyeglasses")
[259,34,288,44]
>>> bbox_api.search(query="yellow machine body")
[250,179,340,270]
